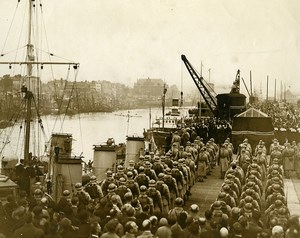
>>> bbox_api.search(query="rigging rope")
[0,46,27,58]
[39,1,55,79]
[16,97,28,160]
[0,99,25,157]
[74,75,84,155]
[1,1,20,56]
[12,0,27,75]
[31,95,49,158]
[36,49,78,64]
[52,66,71,133]
[60,67,79,133]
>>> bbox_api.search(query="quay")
[185,165,223,213]
[187,163,300,218]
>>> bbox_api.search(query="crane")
[181,54,218,116]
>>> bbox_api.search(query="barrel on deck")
[125,136,144,168]
[93,143,116,181]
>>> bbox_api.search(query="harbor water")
[0,108,163,163]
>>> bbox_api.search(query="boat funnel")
[50,133,82,202]
[93,139,116,181]
[172,98,179,106]
[50,133,73,159]
[125,136,144,168]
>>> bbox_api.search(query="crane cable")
[180,59,183,107]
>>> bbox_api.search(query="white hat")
[272,225,284,235]
[220,227,228,237]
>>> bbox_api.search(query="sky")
[0,0,300,98]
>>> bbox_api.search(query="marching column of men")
[3,131,300,237]
[2,129,222,238]
[206,138,300,237]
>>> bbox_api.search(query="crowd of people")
[1,127,300,238]
[252,101,300,144]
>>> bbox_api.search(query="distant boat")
[147,98,185,153]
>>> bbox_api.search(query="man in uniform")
[181,129,190,147]
[115,165,128,182]
[74,182,91,206]
[126,171,140,198]
[152,156,164,176]
[101,183,123,210]
[239,195,260,212]
[163,168,178,209]
[101,170,116,197]
[218,143,230,179]
[156,174,170,216]
[270,145,282,166]
[144,161,158,181]
[115,177,131,203]
[176,146,187,160]
[221,184,237,208]
[178,158,190,198]
[196,147,209,182]
[168,197,187,225]
[237,149,251,173]
[246,174,263,196]
[171,162,185,199]
[282,143,295,178]
[185,152,196,186]
[171,131,181,150]
[138,185,154,215]
[57,189,71,211]
[85,175,104,202]
[125,160,138,178]
[147,180,163,216]
[240,188,261,210]
[135,166,150,188]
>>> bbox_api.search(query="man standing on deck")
[15,159,31,196]
[156,174,170,216]
[163,169,178,209]
[294,143,300,179]
[196,147,209,182]
[256,149,268,181]
[270,145,282,166]
[171,131,181,150]
[181,129,190,147]
[218,143,230,179]
[282,143,295,178]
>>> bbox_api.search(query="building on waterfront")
[133,78,164,98]
[132,78,180,108]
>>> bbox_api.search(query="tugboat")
[147,89,186,153]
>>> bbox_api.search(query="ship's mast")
[0,0,79,163]
[162,83,167,130]
[27,0,34,83]
[24,0,34,162]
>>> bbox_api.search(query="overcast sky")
[0,0,300,98]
